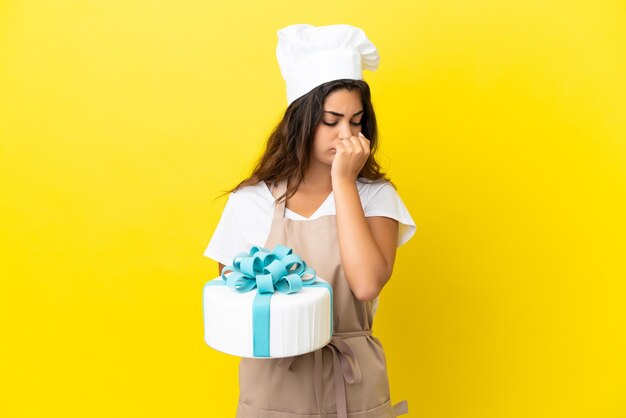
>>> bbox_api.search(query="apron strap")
[392,399,409,416]
[272,179,288,221]
[278,329,398,418]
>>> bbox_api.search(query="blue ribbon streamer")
[204,244,333,357]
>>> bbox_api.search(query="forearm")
[332,178,389,301]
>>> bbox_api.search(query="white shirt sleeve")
[203,192,248,266]
[363,181,417,247]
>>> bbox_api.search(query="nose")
[338,121,353,140]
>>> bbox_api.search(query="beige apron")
[236,179,409,418]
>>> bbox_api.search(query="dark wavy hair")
[217,78,394,203]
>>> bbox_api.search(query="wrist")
[332,176,356,190]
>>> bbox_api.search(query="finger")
[344,137,358,152]
[336,139,351,153]
[358,137,370,153]
[348,136,364,154]
[337,137,351,148]
[340,143,354,155]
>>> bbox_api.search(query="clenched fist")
[331,132,370,181]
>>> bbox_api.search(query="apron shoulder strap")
[272,179,288,221]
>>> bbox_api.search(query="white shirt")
[203,178,417,315]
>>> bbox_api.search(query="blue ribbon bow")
[205,244,333,357]
[220,244,317,294]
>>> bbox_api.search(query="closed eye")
[323,121,362,127]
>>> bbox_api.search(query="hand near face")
[331,132,371,181]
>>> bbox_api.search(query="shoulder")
[229,180,273,205]
[357,177,411,220]
[356,177,417,247]
[356,177,397,203]
[356,176,395,190]
[225,180,275,223]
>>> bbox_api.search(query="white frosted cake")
[203,274,333,358]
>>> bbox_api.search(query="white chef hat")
[276,23,380,106]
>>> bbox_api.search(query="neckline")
[262,180,333,220]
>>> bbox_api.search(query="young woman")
[204,24,416,418]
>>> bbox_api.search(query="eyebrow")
[323,109,364,117]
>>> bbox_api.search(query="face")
[311,88,364,166]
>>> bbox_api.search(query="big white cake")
[203,274,333,358]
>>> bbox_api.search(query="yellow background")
[1,0,625,417]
